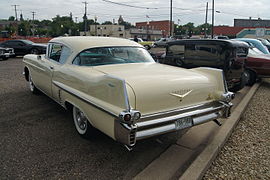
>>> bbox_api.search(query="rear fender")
[191,67,227,99]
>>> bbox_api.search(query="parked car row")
[0,39,47,58]
[22,36,234,150]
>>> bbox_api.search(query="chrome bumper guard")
[115,101,232,146]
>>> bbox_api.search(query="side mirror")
[37,55,41,60]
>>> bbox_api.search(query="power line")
[11,5,19,21]
[101,0,158,9]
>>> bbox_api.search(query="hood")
[33,43,47,48]
[94,63,218,115]
[248,52,270,60]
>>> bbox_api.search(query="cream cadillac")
[23,36,234,149]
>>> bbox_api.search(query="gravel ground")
[203,79,270,179]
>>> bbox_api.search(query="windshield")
[260,39,270,46]
[73,46,155,66]
[249,47,264,55]
[21,40,34,44]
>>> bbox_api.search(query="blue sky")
[0,0,269,26]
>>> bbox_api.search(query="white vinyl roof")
[49,36,143,53]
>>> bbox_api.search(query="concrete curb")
[179,83,261,180]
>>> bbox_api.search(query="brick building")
[135,20,174,38]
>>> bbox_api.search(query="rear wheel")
[73,106,93,139]
[30,48,39,54]
[175,59,184,67]
[230,72,248,92]
[144,45,151,50]
[246,70,257,86]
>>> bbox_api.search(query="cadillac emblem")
[170,89,192,102]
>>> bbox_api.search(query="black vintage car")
[0,39,46,56]
[160,39,249,92]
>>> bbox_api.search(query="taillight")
[124,114,131,122]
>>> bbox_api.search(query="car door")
[35,43,64,97]
[50,45,72,103]
[7,41,26,55]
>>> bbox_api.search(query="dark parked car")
[0,39,46,56]
[244,47,270,85]
[159,39,249,92]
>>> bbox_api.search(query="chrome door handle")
[49,66,54,70]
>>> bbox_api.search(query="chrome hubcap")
[75,108,87,130]
[29,76,34,91]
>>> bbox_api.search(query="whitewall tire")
[72,106,92,139]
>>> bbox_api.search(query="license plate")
[175,117,193,130]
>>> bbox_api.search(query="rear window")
[73,46,154,66]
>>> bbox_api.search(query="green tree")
[8,16,15,21]
[102,21,112,25]
[119,21,134,29]
[18,21,31,36]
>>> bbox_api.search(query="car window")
[236,47,248,57]
[49,44,62,62]
[8,41,21,46]
[168,45,185,55]
[49,44,71,64]
[73,47,154,66]
[59,46,71,64]
[195,45,219,58]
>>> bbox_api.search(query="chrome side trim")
[53,81,118,118]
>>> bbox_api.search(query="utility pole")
[31,11,36,21]
[11,5,19,21]
[204,2,208,38]
[70,12,73,21]
[211,0,214,39]
[94,16,97,36]
[75,17,78,23]
[82,1,88,36]
[169,0,173,37]
[19,10,24,21]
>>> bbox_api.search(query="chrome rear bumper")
[114,101,232,147]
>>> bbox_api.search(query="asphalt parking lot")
[0,57,179,179]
